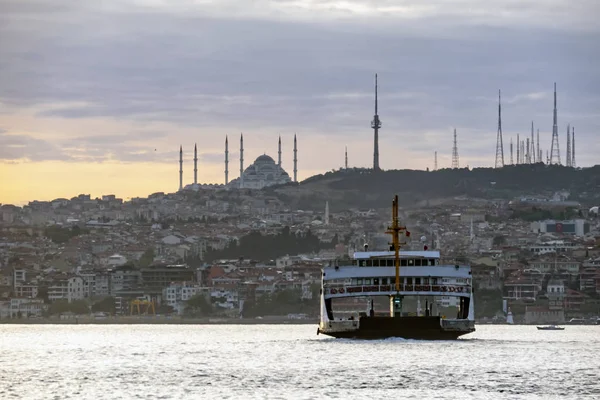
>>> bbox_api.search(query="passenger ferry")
[317,195,476,340]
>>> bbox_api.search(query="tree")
[92,297,116,315]
[492,235,507,247]
[186,294,212,316]
[49,300,71,315]
[70,300,90,315]
[138,248,155,267]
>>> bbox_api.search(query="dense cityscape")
[1,176,599,324]
[1,75,599,326]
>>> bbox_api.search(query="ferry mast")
[386,195,410,317]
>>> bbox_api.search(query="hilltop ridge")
[273,164,600,211]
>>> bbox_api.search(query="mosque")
[178,134,297,191]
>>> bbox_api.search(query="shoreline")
[0,316,318,325]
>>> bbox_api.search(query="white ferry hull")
[318,316,475,340]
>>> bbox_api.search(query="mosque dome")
[255,154,275,164]
[229,154,291,189]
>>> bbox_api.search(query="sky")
[1,0,599,205]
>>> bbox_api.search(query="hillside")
[273,164,600,211]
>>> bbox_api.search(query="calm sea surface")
[1,324,599,399]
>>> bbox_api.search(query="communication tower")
[550,82,561,164]
[494,90,504,168]
[451,129,459,169]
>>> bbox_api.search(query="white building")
[162,282,207,315]
[531,219,590,237]
[0,298,45,318]
[48,277,85,303]
[107,254,127,267]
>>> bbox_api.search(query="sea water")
[0,324,598,399]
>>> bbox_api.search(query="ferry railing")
[325,283,471,295]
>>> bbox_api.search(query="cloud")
[0,130,72,162]
[0,0,599,170]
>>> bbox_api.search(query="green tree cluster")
[290,164,600,210]
[48,299,90,315]
[91,297,116,315]
[185,294,213,316]
[243,288,319,317]
[138,248,155,267]
[204,226,332,262]
[44,225,89,244]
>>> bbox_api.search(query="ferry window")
[366,260,373,267]
[357,278,363,285]
[359,260,366,267]
[431,278,438,285]
[408,259,414,266]
[414,259,421,266]
[381,278,388,285]
[415,278,421,284]
[374,278,379,285]
[429,259,434,266]
[372,260,379,267]
[407,277,413,284]
[365,279,371,285]
[401,260,407,266]
[423,278,429,284]
[387,259,394,266]
[435,259,440,265]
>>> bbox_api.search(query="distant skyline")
[1,0,599,205]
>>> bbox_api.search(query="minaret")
[179,145,183,191]
[494,89,504,168]
[193,143,198,185]
[278,135,282,167]
[345,146,348,169]
[566,124,572,167]
[240,133,244,188]
[293,134,298,182]
[371,73,381,171]
[550,82,561,164]
[572,127,576,167]
[225,135,229,185]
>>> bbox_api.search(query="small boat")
[537,325,564,330]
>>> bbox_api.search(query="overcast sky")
[1,0,599,204]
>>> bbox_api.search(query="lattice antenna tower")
[345,146,348,169]
[371,73,381,171]
[572,127,576,167]
[510,138,514,165]
[526,138,530,163]
[531,121,535,163]
[516,134,520,165]
[566,124,572,167]
[451,129,459,169]
[550,82,561,164]
[521,140,525,164]
[494,90,504,168]
[537,129,541,164]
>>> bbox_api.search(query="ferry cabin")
[321,250,474,320]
